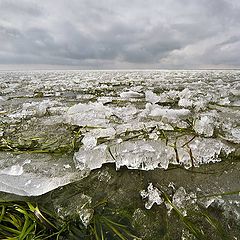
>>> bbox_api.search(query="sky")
[0,0,240,70]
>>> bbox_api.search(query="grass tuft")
[0,200,140,239]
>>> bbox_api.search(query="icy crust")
[0,70,240,195]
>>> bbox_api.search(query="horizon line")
[1,68,240,72]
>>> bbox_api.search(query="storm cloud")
[0,0,240,69]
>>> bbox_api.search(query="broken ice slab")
[178,88,194,108]
[73,144,114,171]
[175,136,235,168]
[8,100,62,119]
[113,140,174,170]
[0,152,89,196]
[208,105,240,143]
[146,103,191,119]
[81,127,116,150]
[193,113,216,137]
[145,90,161,104]
[120,90,144,99]
[231,128,240,143]
[74,137,235,171]
[65,102,113,127]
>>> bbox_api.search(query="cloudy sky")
[0,0,240,69]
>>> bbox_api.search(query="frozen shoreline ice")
[0,70,239,196]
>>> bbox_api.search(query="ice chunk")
[75,135,235,171]
[145,90,160,103]
[230,89,240,96]
[188,138,234,165]
[0,152,88,196]
[149,106,190,119]
[48,106,68,115]
[9,100,60,119]
[0,159,31,176]
[79,208,94,227]
[181,229,195,240]
[65,102,112,127]
[199,195,240,221]
[81,127,116,150]
[138,103,152,117]
[97,169,111,182]
[63,164,71,169]
[54,193,92,220]
[24,100,60,117]
[74,144,113,171]
[173,136,235,168]
[194,115,215,137]
[112,106,138,122]
[148,132,158,140]
[194,99,208,112]
[231,128,240,142]
[120,91,144,99]
[140,183,163,209]
[82,136,98,150]
[113,140,175,170]
[97,96,113,104]
[158,90,180,103]
[221,123,240,143]
[74,139,175,171]
[88,127,116,139]
[178,98,193,108]
[172,187,196,216]
[200,196,222,208]
[218,97,230,105]
[179,88,192,99]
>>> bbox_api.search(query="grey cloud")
[217,36,240,47]
[0,0,43,18]
[0,0,240,69]
[204,41,240,66]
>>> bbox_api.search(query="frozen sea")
[0,70,239,196]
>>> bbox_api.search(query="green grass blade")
[92,218,101,240]
[0,206,5,222]
[100,224,105,240]
[21,222,35,240]
[181,217,206,240]
[0,224,21,235]
[27,203,57,230]
[198,190,240,199]
[102,216,127,229]
[18,214,31,239]
[104,221,127,240]
[201,212,228,240]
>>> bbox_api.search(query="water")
[0,70,239,239]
